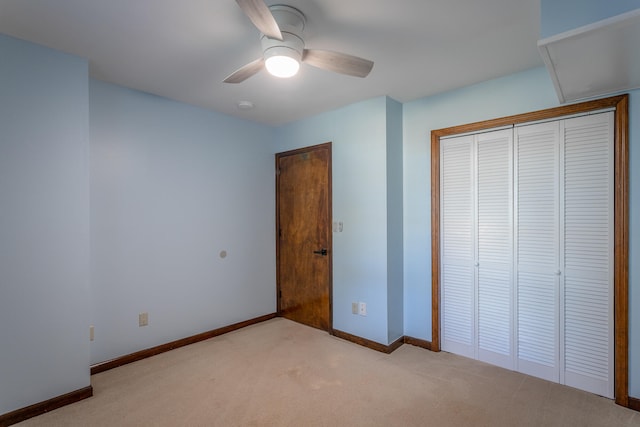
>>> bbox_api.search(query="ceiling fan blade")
[236,0,283,41]
[223,58,265,83]
[303,49,374,78]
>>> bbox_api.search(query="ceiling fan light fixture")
[225,1,374,84]
[263,40,302,78]
[265,54,299,78]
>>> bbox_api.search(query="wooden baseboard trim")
[629,396,640,412]
[0,386,92,427]
[331,331,437,354]
[403,336,432,350]
[388,336,404,353]
[91,313,277,375]
[332,329,403,354]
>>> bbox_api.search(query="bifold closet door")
[440,134,475,358]
[476,130,513,369]
[441,129,513,368]
[514,122,560,383]
[561,112,613,398]
[441,112,613,398]
[515,112,613,397]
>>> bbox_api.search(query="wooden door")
[276,143,332,331]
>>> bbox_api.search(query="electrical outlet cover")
[358,302,367,316]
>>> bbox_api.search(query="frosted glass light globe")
[265,55,300,78]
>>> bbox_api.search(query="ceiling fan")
[224,0,374,83]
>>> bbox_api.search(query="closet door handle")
[554,270,561,276]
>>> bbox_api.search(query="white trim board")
[538,8,640,103]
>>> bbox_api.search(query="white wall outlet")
[139,312,149,327]
[352,302,358,314]
[358,302,367,316]
[89,325,94,341]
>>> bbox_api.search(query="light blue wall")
[274,97,391,345]
[0,34,90,414]
[89,80,277,364]
[540,0,640,38]
[402,67,557,341]
[403,66,640,399]
[2,24,639,415]
[386,98,404,343]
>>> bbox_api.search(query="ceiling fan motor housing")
[261,5,306,62]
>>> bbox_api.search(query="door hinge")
[276,168,281,176]
[279,290,282,298]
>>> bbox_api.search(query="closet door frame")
[430,94,629,407]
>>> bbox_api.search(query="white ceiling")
[0,0,543,126]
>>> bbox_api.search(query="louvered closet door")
[441,112,614,398]
[514,122,560,383]
[441,130,512,364]
[476,130,513,369]
[561,112,613,398]
[440,135,475,358]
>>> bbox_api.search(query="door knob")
[313,248,328,256]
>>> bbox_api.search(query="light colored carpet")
[17,318,640,426]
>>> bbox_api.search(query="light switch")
[139,312,149,327]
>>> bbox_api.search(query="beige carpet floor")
[16,318,640,426]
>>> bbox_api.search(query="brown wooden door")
[276,143,332,331]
